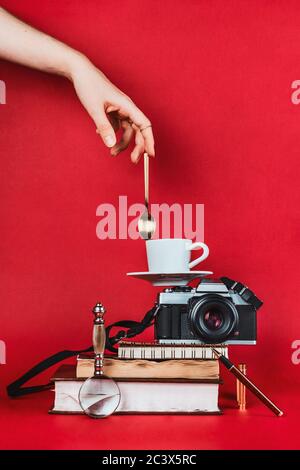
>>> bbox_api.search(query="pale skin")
[0,7,155,163]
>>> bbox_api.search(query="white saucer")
[126,271,213,286]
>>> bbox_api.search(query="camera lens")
[203,309,223,330]
[188,295,238,343]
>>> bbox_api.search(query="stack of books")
[50,343,228,415]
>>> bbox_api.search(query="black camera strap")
[7,306,158,398]
[220,277,263,310]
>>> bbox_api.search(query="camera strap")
[6,306,158,398]
[220,277,263,310]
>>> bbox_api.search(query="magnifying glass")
[78,303,120,418]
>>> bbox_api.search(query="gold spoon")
[138,153,156,240]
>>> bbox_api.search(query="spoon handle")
[144,152,149,210]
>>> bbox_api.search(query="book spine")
[118,345,228,360]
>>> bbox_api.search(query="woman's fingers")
[108,110,121,132]
[94,108,117,148]
[140,124,155,157]
[131,128,145,163]
[110,120,134,156]
[96,97,154,162]
[120,100,155,157]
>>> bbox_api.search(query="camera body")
[154,278,263,344]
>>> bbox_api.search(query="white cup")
[146,238,209,273]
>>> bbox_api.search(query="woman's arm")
[0,7,154,162]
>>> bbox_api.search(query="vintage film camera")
[154,277,263,344]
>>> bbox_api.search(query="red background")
[0,0,300,450]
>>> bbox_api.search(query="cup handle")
[188,242,209,269]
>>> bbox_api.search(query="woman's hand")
[0,7,155,164]
[70,55,155,163]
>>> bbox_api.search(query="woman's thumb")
[95,110,116,148]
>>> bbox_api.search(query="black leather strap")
[220,277,263,310]
[7,346,93,397]
[7,306,158,397]
[106,306,158,352]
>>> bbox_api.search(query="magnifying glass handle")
[92,303,106,376]
[78,303,121,419]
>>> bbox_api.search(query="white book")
[50,366,221,415]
